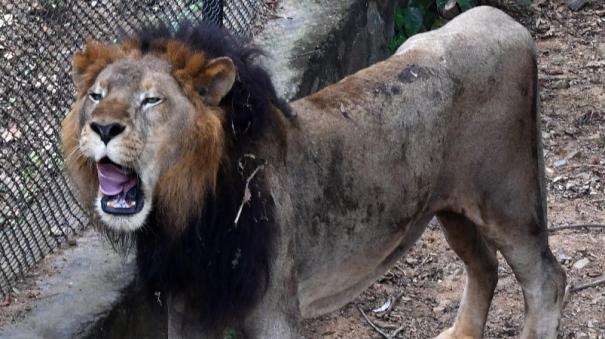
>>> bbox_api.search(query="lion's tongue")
[96,163,137,196]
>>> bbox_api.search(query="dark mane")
[120,22,287,330]
[134,22,291,142]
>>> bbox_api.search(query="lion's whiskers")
[65,146,83,163]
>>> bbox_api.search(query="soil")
[302,1,605,338]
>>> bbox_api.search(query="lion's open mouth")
[96,157,144,215]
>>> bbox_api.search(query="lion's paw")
[434,327,477,339]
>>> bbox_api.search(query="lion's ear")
[71,39,118,94]
[197,57,236,106]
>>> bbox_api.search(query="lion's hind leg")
[445,176,566,338]
[476,210,566,339]
[434,212,499,339]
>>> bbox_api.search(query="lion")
[62,6,566,339]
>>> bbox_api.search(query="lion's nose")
[90,122,126,145]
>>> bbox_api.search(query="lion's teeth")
[107,197,136,209]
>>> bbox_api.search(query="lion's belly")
[296,213,432,318]
[285,66,452,317]
[290,160,435,319]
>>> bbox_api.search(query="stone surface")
[84,281,166,339]
[573,257,590,270]
[255,0,398,101]
[567,0,589,11]
[0,230,140,339]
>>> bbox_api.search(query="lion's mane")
[91,23,290,328]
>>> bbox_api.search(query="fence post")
[202,0,224,26]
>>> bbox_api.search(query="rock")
[536,18,550,33]
[597,43,605,60]
[552,79,570,89]
[590,155,600,165]
[576,332,589,339]
[439,0,460,20]
[554,149,581,168]
[557,252,572,263]
[554,158,567,168]
[573,257,590,270]
[576,172,590,181]
[432,305,446,313]
[567,0,589,11]
[366,2,385,65]
[592,295,605,305]
[432,299,450,314]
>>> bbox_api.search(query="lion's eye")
[89,92,103,102]
[141,97,162,107]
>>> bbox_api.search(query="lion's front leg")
[167,295,222,339]
[168,286,300,339]
[242,230,300,339]
[242,290,300,339]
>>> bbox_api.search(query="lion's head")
[62,24,286,233]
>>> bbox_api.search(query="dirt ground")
[301,1,605,338]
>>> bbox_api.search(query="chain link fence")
[0,0,270,297]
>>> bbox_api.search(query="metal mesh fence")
[0,0,269,297]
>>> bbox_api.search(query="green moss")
[388,0,478,52]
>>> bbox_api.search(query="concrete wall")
[0,1,400,337]
[256,0,399,100]
[0,230,148,339]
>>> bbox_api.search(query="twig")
[357,305,392,339]
[292,49,321,59]
[562,283,572,307]
[548,224,605,233]
[552,163,603,176]
[569,276,605,293]
[233,165,264,225]
[390,291,406,313]
[375,290,408,316]
[35,292,60,300]
[390,325,405,338]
